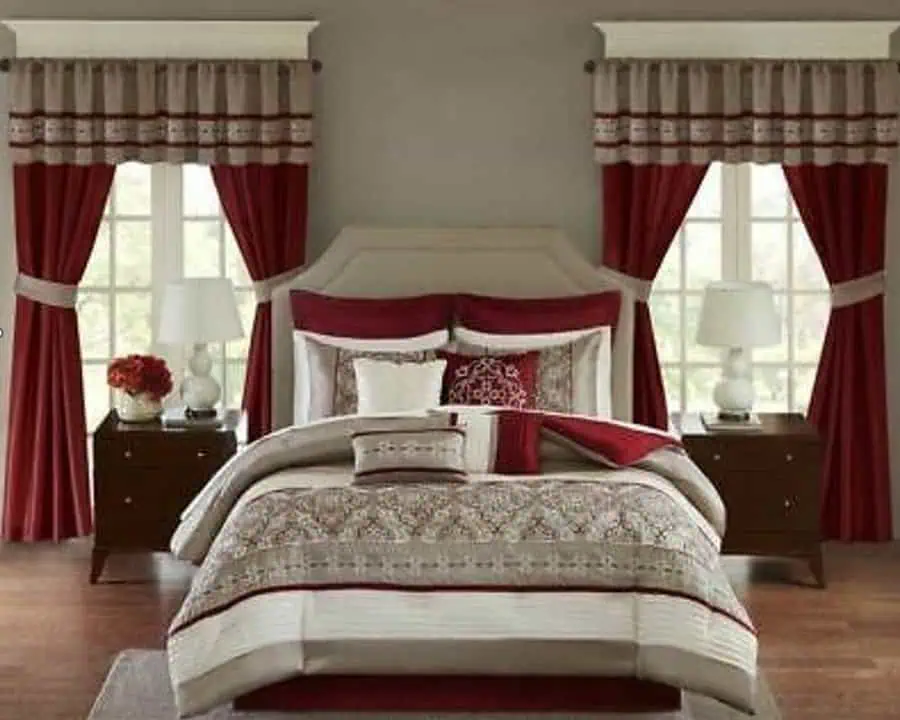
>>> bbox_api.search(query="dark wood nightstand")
[672,413,825,588]
[90,409,245,583]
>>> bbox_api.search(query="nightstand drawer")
[686,440,819,475]
[718,472,818,534]
[98,435,234,470]
[94,473,193,550]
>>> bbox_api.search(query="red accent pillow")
[290,291,455,338]
[454,292,621,334]
[493,410,542,474]
[439,350,539,408]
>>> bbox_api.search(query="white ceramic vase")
[116,391,162,423]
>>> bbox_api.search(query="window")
[650,163,829,414]
[78,164,253,432]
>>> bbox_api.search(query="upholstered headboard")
[270,227,636,429]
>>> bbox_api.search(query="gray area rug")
[87,650,780,720]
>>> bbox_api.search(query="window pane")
[750,222,789,290]
[224,226,253,288]
[750,164,789,218]
[184,220,223,278]
[115,220,152,288]
[83,364,111,433]
[661,365,682,413]
[224,361,247,410]
[77,293,111,360]
[753,365,789,412]
[793,222,828,291]
[655,236,681,291]
[649,293,681,363]
[685,293,721,363]
[684,222,722,290]
[754,293,789,363]
[226,290,256,358]
[114,163,152,216]
[794,293,829,363]
[684,366,719,412]
[183,165,222,216]
[793,366,818,412]
[83,221,111,288]
[114,292,153,355]
[686,163,721,219]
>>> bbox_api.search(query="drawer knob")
[785,453,794,462]
[123,496,133,505]
[196,449,208,459]
[123,450,132,460]
[712,453,722,462]
[784,498,792,509]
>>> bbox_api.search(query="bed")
[166,227,758,717]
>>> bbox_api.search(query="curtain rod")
[0,58,323,73]
[583,58,900,73]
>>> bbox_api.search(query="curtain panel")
[783,164,892,541]
[211,164,309,441]
[592,60,900,165]
[3,164,115,541]
[8,59,314,165]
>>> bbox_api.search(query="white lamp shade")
[158,278,244,344]
[696,281,781,348]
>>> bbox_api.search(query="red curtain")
[783,164,892,541]
[211,164,309,440]
[3,163,115,541]
[602,163,709,429]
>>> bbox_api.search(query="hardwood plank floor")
[0,540,898,719]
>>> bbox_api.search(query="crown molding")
[0,20,318,59]
[593,21,900,59]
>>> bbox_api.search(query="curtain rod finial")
[584,59,596,74]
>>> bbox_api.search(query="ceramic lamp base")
[712,347,755,418]
[181,342,222,416]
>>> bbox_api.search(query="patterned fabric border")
[9,59,314,165]
[592,59,900,165]
[170,479,752,637]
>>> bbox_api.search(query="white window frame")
[652,163,829,414]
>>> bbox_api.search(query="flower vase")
[116,391,163,423]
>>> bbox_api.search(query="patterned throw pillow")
[352,425,468,485]
[438,350,539,408]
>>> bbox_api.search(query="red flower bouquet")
[107,354,173,402]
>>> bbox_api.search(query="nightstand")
[90,409,245,583]
[672,413,825,588]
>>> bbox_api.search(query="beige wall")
[1,1,899,535]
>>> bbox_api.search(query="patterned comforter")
[167,409,758,717]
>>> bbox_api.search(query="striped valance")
[8,59,314,165]
[592,59,900,165]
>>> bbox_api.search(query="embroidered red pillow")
[438,350,539,408]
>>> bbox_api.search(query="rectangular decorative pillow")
[291,290,454,350]
[438,349,539,409]
[290,292,454,424]
[453,292,621,349]
[353,357,447,414]
[352,425,468,485]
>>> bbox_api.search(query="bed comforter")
[167,409,758,717]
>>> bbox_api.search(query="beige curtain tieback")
[597,265,654,304]
[252,267,303,304]
[830,271,885,309]
[14,273,78,309]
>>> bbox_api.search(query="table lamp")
[696,281,781,424]
[158,278,244,418]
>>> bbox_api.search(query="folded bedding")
[167,408,757,717]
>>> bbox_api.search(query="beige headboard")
[270,226,636,429]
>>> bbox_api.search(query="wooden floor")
[0,541,899,720]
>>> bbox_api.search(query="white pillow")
[353,358,447,415]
